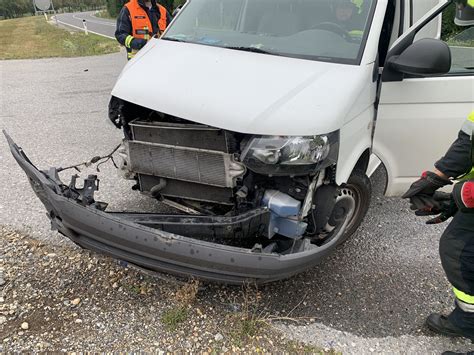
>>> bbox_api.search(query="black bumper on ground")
[4,131,339,283]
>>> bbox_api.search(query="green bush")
[0,0,108,18]
[442,3,464,41]
[173,0,186,7]
[0,0,33,19]
[53,0,107,13]
[106,0,123,17]
[104,0,175,18]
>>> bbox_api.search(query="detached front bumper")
[5,132,339,283]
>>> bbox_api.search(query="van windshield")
[163,0,375,64]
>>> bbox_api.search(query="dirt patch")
[0,226,335,353]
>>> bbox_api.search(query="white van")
[7,0,473,283]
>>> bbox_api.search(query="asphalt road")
[0,54,472,353]
[54,11,116,39]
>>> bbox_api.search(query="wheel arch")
[353,148,371,174]
[336,146,372,185]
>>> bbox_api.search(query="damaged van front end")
[5,0,381,283]
[5,131,354,283]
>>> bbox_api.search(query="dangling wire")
[57,144,121,173]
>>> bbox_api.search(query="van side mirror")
[387,38,451,76]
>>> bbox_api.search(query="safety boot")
[426,313,474,342]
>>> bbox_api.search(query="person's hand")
[130,38,147,50]
[402,171,452,210]
[413,192,458,224]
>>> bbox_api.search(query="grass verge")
[0,16,120,59]
[94,10,116,20]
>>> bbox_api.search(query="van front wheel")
[339,169,372,241]
[312,169,372,246]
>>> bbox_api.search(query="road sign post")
[33,0,55,16]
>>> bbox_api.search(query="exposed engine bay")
[112,98,358,253]
[3,100,370,283]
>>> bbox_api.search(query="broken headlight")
[241,131,339,176]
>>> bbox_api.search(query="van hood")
[112,39,369,136]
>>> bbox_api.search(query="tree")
[106,0,123,17]
[0,0,33,18]
[52,0,107,13]
[442,3,464,40]
[158,0,174,13]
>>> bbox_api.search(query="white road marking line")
[53,17,115,39]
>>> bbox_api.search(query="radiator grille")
[128,141,231,187]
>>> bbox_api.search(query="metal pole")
[50,0,58,26]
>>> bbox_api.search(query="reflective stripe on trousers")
[454,287,474,313]
[457,299,474,313]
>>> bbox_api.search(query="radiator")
[128,121,245,189]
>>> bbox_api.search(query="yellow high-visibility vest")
[459,111,474,181]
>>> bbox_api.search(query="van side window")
[414,3,473,75]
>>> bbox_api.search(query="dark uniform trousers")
[440,206,474,336]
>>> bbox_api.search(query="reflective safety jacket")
[115,0,172,59]
[435,112,474,181]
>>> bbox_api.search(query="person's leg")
[434,212,474,338]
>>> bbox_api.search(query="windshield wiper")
[162,37,187,43]
[224,46,277,55]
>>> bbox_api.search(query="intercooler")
[127,120,245,204]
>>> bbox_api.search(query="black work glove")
[130,38,147,50]
[402,171,452,210]
[413,192,458,224]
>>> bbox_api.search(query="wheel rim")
[315,183,361,245]
[339,183,364,234]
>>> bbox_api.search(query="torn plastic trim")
[4,131,342,283]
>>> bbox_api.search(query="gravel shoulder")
[0,226,332,353]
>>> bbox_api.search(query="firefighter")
[333,0,363,22]
[328,0,365,39]
[402,111,474,341]
[115,0,172,60]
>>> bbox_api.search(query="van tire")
[338,169,372,243]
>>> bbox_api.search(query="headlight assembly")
[241,131,339,176]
